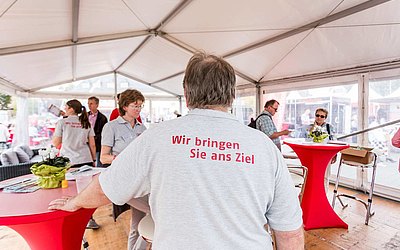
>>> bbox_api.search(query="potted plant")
[30,146,70,188]
[309,125,329,143]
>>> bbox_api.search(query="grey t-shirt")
[54,115,95,165]
[99,109,302,249]
[101,116,146,155]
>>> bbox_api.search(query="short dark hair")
[264,99,279,108]
[118,89,145,116]
[88,96,99,104]
[315,108,328,117]
[183,52,236,109]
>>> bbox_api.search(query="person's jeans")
[96,151,104,167]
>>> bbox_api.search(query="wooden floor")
[1,185,399,250]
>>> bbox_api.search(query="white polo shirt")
[101,116,146,155]
[54,115,95,165]
[100,109,302,249]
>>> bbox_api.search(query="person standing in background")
[257,99,291,150]
[309,108,336,140]
[109,93,121,121]
[52,99,100,229]
[0,122,9,151]
[101,89,148,250]
[392,128,400,172]
[52,99,96,167]
[87,96,108,167]
[110,93,143,123]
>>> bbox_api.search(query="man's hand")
[281,129,291,135]
[48,196,81,212]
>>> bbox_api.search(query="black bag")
[112,203,131,221]
[248,113,268,129]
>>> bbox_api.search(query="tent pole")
[114,72,118,108]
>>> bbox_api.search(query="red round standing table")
[0,175,95,250]
[284,141,349,230]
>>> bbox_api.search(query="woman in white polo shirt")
[53,99,96,167]
[100,89,148,250]
[53,99,98,229]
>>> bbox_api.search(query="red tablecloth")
[0,176,95,250]
[284,141,349,230]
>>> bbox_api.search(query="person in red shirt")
[392,128,400,172]
[109,94,120,121]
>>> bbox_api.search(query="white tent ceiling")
[1,0,400,98]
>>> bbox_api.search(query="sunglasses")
[315,114,326,119]
[270,107,278,112]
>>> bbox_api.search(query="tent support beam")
[115,35,152,72]
[259,58,400,86]
[0,77,26,93]
[154,0,193,31]
[114,72,118,107]
[160,34,257,85]
[151,71,184,85]
[28,91,178,101]
[0,30,151,56]
[71,0,80,81]
[118,72,180,98]
[29,71,114,92]
[223,0,392,58]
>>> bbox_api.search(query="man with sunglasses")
[310,108,336,140]
[256,99,291,150]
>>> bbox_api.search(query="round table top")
[0,175,78,225]
[284,140,349,151]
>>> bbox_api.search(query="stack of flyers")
[0,178,40,193]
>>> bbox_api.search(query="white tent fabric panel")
[164,0,342,33]
[236,76,251,86]
[227,31,309,81]
[0,47,72,90]
[151,74,184,96]
[330,0,368,14]
[76,37,147,78]
[119,0,182,29]
[0,0,72,48]
[266,25,400,80]
[119,37,192,83]
[1,0,400,98]
[34,74,172,98]
[325,0,400,25]
[79,0,148,37]
[170,30,279,56]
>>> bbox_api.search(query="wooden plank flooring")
[1,185,399,249]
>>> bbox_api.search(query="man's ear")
[183,87,189,107]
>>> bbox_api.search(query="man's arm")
[274,226,304,249]
[48,175,111,212]
[52,136,62,148]
[258,115,290,139]
[269,130,290,139]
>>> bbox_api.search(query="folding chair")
[287,165,308,202]
[332,151,378,225]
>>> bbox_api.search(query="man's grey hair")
[183,52,236,109]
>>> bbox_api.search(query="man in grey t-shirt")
[49,52,304,249]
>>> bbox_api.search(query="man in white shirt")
[49,52,304,250]
[0,122,9,150]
